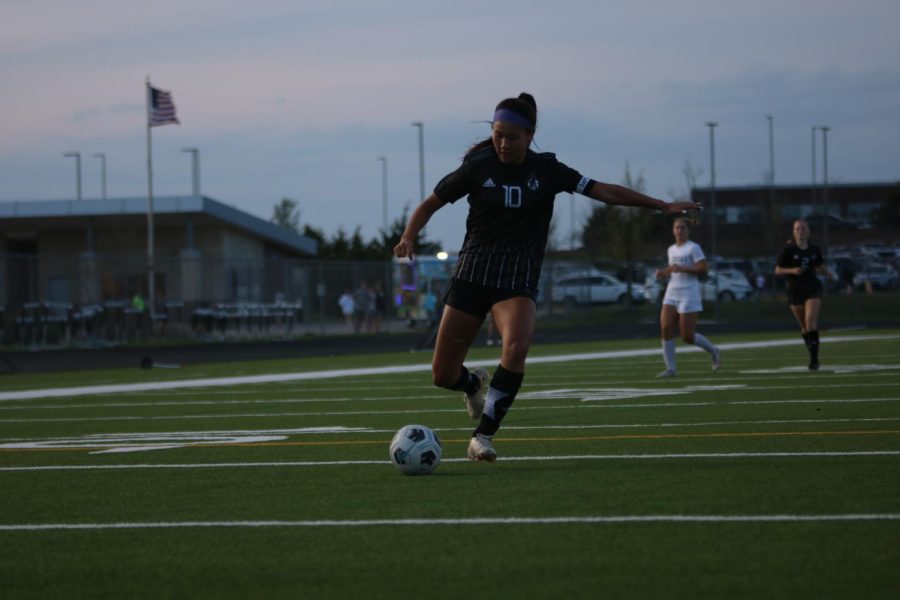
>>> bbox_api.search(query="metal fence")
[1,253,394,347]
[2,251,897,349]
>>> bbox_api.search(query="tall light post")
[411,121,425,203]
[93,152,107,200]
[766,114,775,200]
[766,115,776,248]
[377,156,388,231]
[63,151,82,201]
[706,122,719,319]
[811,127,818,210]
[181,147,200,197]
[570,193,576,250]
[821,126,831,253]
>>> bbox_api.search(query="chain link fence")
[2,251,897,349]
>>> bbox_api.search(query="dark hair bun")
[517,92,537,110]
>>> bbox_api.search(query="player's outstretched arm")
[394,194,446,259]
[588,181,701,214]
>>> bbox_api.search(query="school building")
[690,182,899,255]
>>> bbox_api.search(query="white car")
[713,268,752,287]
[852,263,899,290]
[643,271,754,303]
[550,272,645,307]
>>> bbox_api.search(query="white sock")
[662,339,677,371]
[693,333,716,355]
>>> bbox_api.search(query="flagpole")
[145,77,156,318]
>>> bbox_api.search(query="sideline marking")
[2,333,898,402]
[3,513,900,531]
[3,450,900,470]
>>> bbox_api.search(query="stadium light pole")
[705,122,719,320]
[821,126,831,253]
[766,115,775,222]
[63,151,82,201]
[570,193,576,250]
[93,152,107,200]
[811,127,817,211]
[377,156,388,231]
[411,122,425,203]
[181,147,201,197]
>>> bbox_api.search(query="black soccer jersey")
[434,147,593,291]
[777,241,824,288]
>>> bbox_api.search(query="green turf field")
[1,329,899,598]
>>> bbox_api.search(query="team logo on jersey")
[527,174,540,191]
[483,178,496,188]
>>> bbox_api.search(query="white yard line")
[2,513,900,532]
[2,396,899,425]
[3,450,900,471]
[2,333,898,402]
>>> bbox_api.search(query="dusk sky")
[2,0,899,252]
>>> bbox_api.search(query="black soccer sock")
[807,330,820,362]
[802,332,810,349]
[441,366,480,396]
[473,365,524,438]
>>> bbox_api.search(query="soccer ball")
[389,424,442,476]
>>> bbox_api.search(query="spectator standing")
[352,282,371,334]
[337,289,355,331]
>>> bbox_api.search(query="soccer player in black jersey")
[775,219,835,370]
[394,93,700,462]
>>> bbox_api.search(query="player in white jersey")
[654,217,721,377]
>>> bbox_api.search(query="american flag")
[148,85,179,127]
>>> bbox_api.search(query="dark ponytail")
[467,92,538,154]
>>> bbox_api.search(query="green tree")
[330,228,350,259]
[873,185,900,228]
[348,227,368,259]
[582,163,671,307]
[271,198,443,261]
[583,162,656,261]
[271,197,301,233]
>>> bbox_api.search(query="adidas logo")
[482,178,496,188]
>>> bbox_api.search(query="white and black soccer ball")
[389,424,442,475]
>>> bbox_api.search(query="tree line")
[271,198,441,260]
[271,163,698,262]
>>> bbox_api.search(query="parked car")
[550,272,645,307]
[852,263,900,290]
[643,271,755,303]
[714,268,752,287]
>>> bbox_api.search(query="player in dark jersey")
[394,93,700,462]
[775,219,835,370]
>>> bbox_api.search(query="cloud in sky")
[2,0,899,250]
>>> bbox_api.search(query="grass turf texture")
[1,329,899,598]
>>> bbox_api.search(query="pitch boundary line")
[2,333,898,402]
[3,513,900,531]
[3,450,900,471]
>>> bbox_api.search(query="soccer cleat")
[711,347,721,372]
[464,367,489,419]
[467,433,497,462]
[809,359,820,371]
[656,369,677,378]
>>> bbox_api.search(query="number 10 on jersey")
[503,185,523,208]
